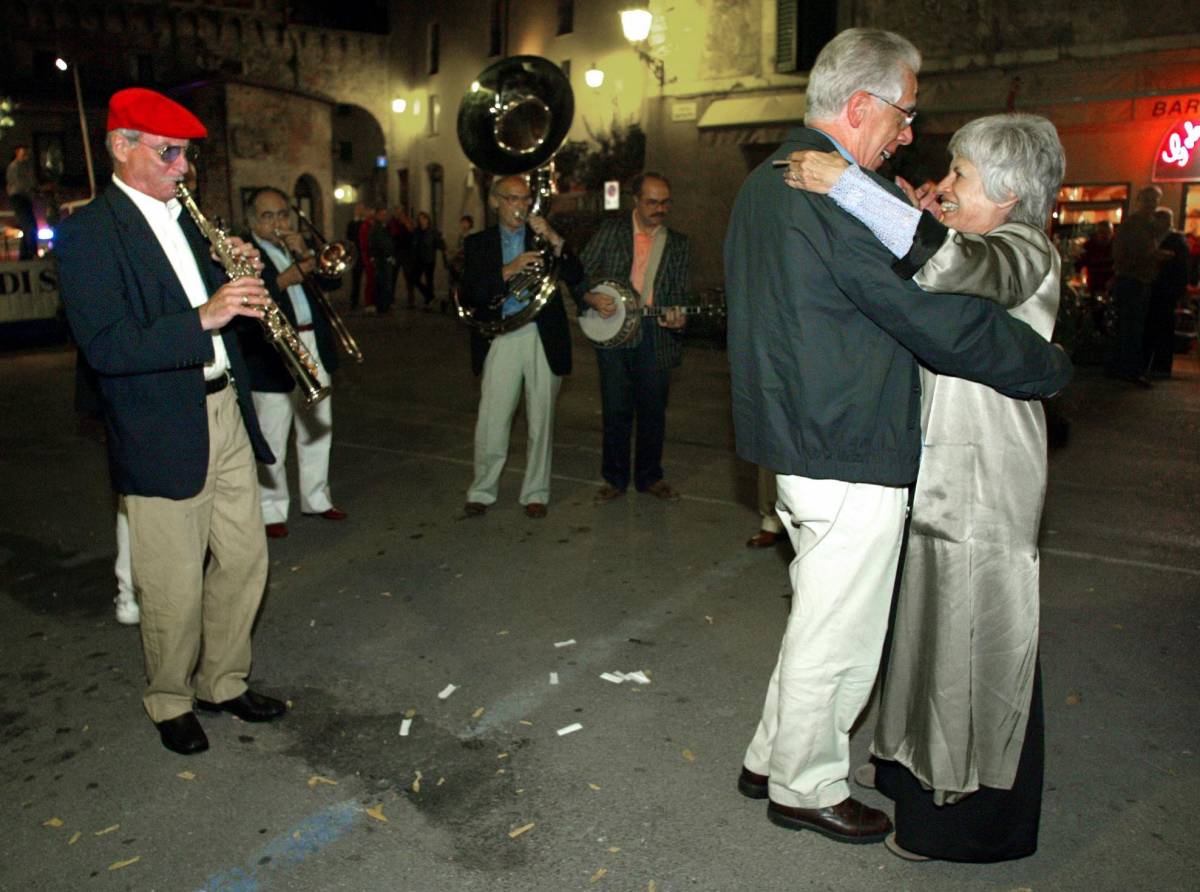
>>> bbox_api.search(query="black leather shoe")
[156,712,209,755]
[195,690,287,723]
[738,767,769,800]
[767,797,892,844]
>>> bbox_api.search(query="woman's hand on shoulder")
[783,150,848,194]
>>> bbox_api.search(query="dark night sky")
[288,0,390,34]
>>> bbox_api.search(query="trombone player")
[238,186,347,538]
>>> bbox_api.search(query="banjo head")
[579,280,639,348]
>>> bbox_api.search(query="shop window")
[1182,184,1200,237]
[428,21,440,75]
[489,0,506,57]
[1053,183,1129,239]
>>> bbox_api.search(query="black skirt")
[874,662,1044,863]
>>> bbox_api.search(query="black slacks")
[595,332,668,492]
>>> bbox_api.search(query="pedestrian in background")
[413,211,444,310]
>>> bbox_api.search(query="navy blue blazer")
[462,225,584,377]
[56,182,274,499]
[233,239,341,393]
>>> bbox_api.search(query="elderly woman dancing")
[784,113,1067,862]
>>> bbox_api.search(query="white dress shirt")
[112,173,229,379]
[252,234,313,326]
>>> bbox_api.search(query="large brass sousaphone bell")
[455,56,575,337]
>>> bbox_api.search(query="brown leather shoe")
[594,484,626,503]
[642,480,681,501]
[303,507,347,520]
[746,530,782,548]
[767,797,892,844]
[265,522,288,539]
[524,502,547,519]
[737,767,769,800]
[463,502,488,517]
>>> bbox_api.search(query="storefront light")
[392,98,407,114]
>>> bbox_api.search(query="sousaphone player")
[458,57,585,520]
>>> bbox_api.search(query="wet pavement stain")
[0,531,112,620]
[280,687,535,872]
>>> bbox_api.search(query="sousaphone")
[454,55,575,337]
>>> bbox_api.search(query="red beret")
[106,88,208,139]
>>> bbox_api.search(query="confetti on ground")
[607,846,620,853]
[42,817,63,828]
[405,707,417,719]
[508,822,536,839]
[1066,692,1082,705]
[399,718,413,737]
[286,700,294,709]
[177,771,195,781]
[381,591,392,597]
[307,775,338,789]
[648,882,657,892]
[1111,623,1124,630]
[599,672,625,684]
[309,619,316,627]
[412,771,423,793]
[519,720,534,726]
[108,856,140,871]
[705,615,714,624]
[588,783,602,791]
[554,639,577,648]
[497,629,509,636]
[438,777,446,786]
[682,749,695,762]
[94,824,120,836]
[366,804,388,823]
[67,832,81,845]
[472,707,486,719]
[438,684,458,700]
[591,868,608,882]
[549,672,559,685]
[557,722,583,736]
[497,752,509,759]
[620,671,651,685]
[496,768,506,775]
[290,566,301,572]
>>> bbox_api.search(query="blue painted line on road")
[197,799,360,891]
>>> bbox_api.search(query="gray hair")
[948,114,1065,227]
[489,174,529,200]
[105,128,142,160]
[804,29,921,124]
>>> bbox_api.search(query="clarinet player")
[56,88,288,756]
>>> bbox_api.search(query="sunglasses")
[143,142,198,165]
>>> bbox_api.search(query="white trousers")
[115,496,133,600]
[252,330,334,523]
[744,474,907,808]
[467,324,561,506]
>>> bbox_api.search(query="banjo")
[578,279,725,348]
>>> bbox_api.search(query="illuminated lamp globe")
[620,8,652,43]
[392,98,407,114]
[585,65,605,89]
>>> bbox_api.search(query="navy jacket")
[463,225,584,377]
[56,182,273,499]
[724,127,1072,487]
[234,240,341,392]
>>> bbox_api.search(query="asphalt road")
[2,306,1197,892]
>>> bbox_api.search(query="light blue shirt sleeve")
[499,225,529,317]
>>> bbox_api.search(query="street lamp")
[584,64,605,89]
[55,57,96,202]
[619,7,665,87]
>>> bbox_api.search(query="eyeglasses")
[142,141,197,165]
[866,92,917,128]
[497,193,533,203]
[257,209,292,222]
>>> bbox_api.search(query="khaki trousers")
[744,475,906,808]
[467,324,561,506]
[126,385,268,723]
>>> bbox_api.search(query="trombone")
[273,209,364,364]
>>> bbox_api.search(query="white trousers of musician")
[252,331,334,523]
[115,496,133,601]
[467,323,561,506]
[744,474,907,808]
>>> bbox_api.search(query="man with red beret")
[57,87,289,755]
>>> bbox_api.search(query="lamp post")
[56,57,96,203]
[619,7,665,87]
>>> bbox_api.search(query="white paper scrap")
[553,639,576,648]
[619,670,652,685]
[557,723,583,736]
[549,672,559,685]
[437,684,458,700]
[599,672,625,684]
[399,718,412,737]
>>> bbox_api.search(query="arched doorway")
[331,103,386,248]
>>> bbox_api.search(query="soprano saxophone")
[176,184,330,406]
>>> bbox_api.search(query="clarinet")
[175,184,330,406]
